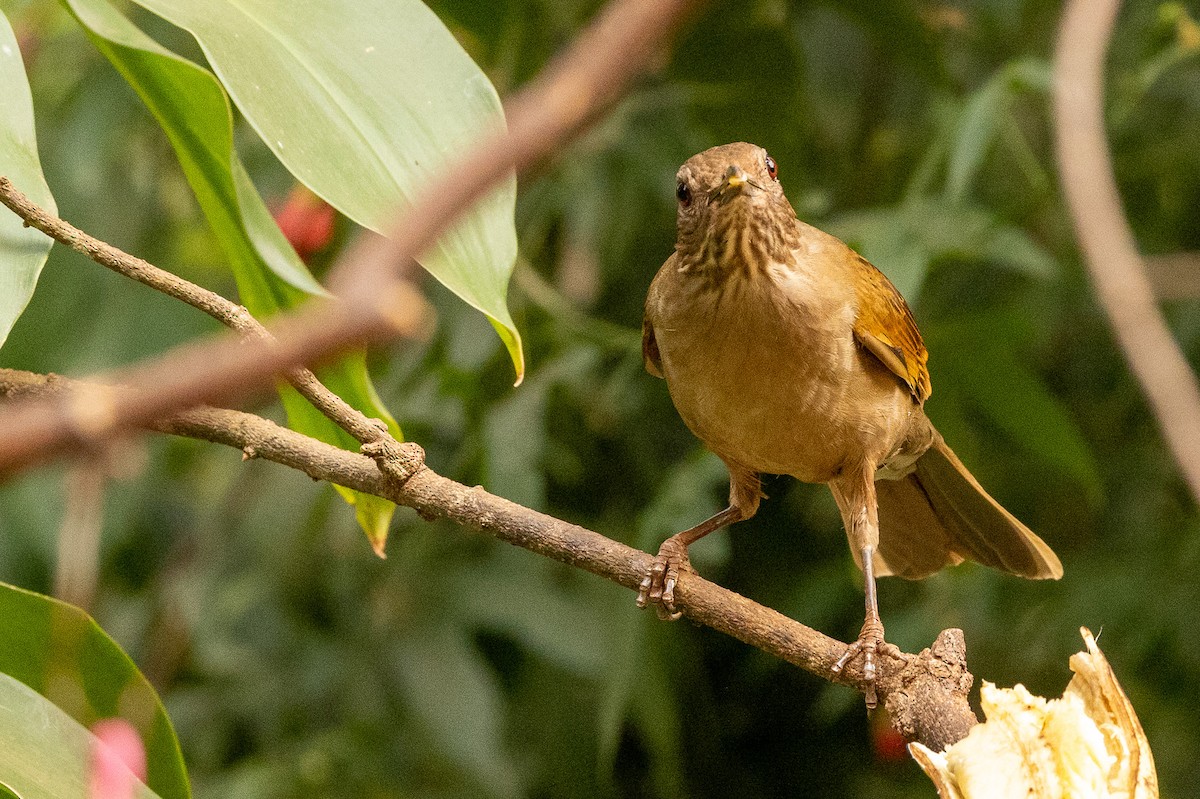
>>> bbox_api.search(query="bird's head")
[673,142,798,278]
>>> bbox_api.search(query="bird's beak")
[710,165,753,203]
[724,165,748,190]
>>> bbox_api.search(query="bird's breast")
[649,259,913,483]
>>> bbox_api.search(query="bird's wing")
[642,253,673,379]
[850,253,931,402]
[642,319,663,378]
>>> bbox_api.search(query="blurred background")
[1,0,1199,796]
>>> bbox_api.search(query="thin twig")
[0,0,702,475]
[0,365,979,751]
[0,177,418,490]
[1054,0,1200,501]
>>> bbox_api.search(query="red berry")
[872,720,910,764]
[273,185,336,260]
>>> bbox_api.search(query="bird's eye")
[765,154,778,181]
[676,181,692,207]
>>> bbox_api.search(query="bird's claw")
[636,540,687,621]
[830,616,896,709]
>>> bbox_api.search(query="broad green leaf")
[64,0,399,551]
[482,348,599,510]
[483,370,552,510]
[0,10,55,350]
[593,459,716,784]
[637,449,730,572]
[0,583,187,799]
[624,620,686,794]
[0,675,160,799]
[1005,57,1053,94]
[945,75,1007,205]
[128,0,524,383]
[594,594,683,794]
[595,599,644,777]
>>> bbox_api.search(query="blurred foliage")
[0,582,187,799]
[1,0,1199,797]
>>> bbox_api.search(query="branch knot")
[361,437,424,485]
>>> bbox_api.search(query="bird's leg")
[832,545,893,708]
[637,506,742,620]
[637,463,760,621]
[830,470,898,708]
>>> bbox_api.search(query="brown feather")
[850,254,931,402]
[874,434,1061,579]
[874,473,965,578]
[912,437,1062,579]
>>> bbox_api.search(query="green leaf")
[63,0,399,551]
[0,583,188,799]
[482,370,551,510]
[593,598,683,796]
[0,10,55,350]
[482,348,599,510]
[0,674,162,799]
[637,449,731,572]
[595,600,644,777]
[945,76,1007,205]
[128,0,523,383]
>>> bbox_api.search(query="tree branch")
[1054,0,1200,501]
[0,176,419,489]
[0,0,703,477]
[0,365,978,751]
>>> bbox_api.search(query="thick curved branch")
[0,366,978,751]
[1054,0,1200,501]
[0,0,703,476]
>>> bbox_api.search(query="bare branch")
[0,0,703,476]
[0,366,978,751]
[0,177,416,486]
[1054,0,1200,501]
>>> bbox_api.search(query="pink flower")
[89,719,147,799]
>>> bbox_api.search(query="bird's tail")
[873,433,1062,580]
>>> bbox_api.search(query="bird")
[637,142,1062,700]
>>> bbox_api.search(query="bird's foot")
[636,538,691,621]
[831,616,899,709]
